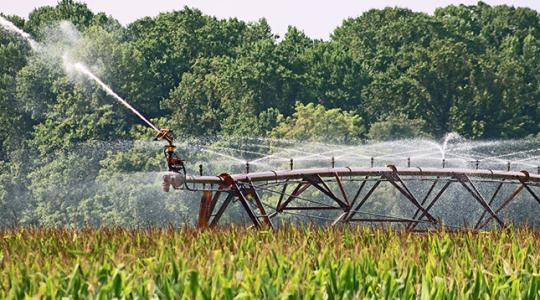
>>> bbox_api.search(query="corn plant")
[1,226,539,299]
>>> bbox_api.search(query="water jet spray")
[0,16,39,50]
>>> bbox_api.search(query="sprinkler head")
[154,128,170,140]
[155,128,175,148]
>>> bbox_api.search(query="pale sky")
[1,0,539,39]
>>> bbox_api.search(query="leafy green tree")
[15,56,62,122]
[274,26,314,111]
[333,8,443,71]
[403,40,472,135]
[162,57,227,136]
[0,161,26,226]
[28,151,99,226]
[0,22,32,160]
[71,25,161,120]
[448,37,539,138]
[367,114,429,141]
[91,174,191,227]
[127,7,250,106]
[31,78,126,156]
[25,0,95,36]
[163,31,296,137]
[304,41,368,112]
[270,102,364,143]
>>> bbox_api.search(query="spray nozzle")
[155,128,175,147]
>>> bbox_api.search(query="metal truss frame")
[177,166,540,230]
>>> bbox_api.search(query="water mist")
[0,15,39,50]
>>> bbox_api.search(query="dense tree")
[127,8,250,109]
[0,160,28,226]
[270,102,364,143]
[0,2,539,226]
[25,0,95,36]
[28,152,98,226]
[0,16,33,159]
[367,114,429,141]
[163,24,300,137]
[304,41,368,112]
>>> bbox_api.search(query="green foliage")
[367,114,429,141]
[98,143,163,176]
[163,34,302,137]
[0,20,32,160]
[0,2,539,226]
[71,25,159,119]
[127,7,250,105]
[335,4,540,138]
[270,102,364,143]
[0,161,17,226]
[304,41,368,111]
[27,149,105,226]
[25,0,95,36]
[31,80,125,155]
[1,227,540,298]
[14,56,62,121]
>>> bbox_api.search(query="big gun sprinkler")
[154,128,186,191]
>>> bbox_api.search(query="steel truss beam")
[183,166,540,229]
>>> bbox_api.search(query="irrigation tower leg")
[521,182,540,205]
[349,176,369,210]
[275,180,289,209]
[232,182,262,228]
[304,175,348,209]
[277,182,311,212]
[411,178,439,220]
[247,180,274,228]
[197,190,213,228]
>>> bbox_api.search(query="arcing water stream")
[0,16,38,50]
[72,63,160,133]
[0,16,160,134]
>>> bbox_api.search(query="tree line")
[0,0,538,226]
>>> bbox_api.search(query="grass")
[1,226,540,299]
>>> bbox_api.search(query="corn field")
[1,227,539,299]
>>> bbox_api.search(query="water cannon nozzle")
[155,128,185,173]
[155,128,175,147]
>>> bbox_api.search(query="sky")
[1,0,539,40]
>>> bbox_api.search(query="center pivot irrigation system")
[3,14,538,230]
[157,130,540,230]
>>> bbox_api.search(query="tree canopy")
[0,1,539,226]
